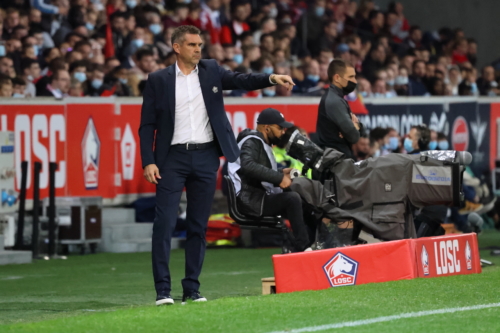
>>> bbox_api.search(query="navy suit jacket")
[139,59,273,169]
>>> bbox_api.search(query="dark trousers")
[152,144,220,295]
[262,191,315,251]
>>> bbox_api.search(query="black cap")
[257,108,293,128]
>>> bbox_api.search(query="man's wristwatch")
[270,74,277,84]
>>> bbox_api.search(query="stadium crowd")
[0,0,499,98]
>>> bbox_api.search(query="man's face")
[112,17,125,33]
[306,61,320,76]
[411,29,422,42]
[266,124,285,145]
[234,5,248,22]
[105,59,121,73]
[54,70,71,93]
[13,84,25,95]
[0,83,13,97]
[7,12,19,28]
[325,22,337,37]
[356,137,370,157]
[174,33,202,67]
[6,39,22,53]
[133,28,145,41]
[207,0,221,10]
[261,36,274,52]
[78,45,92,59]
[318,51,333,65]
[92,70,104,81]
[0,58,14,75]
[408,128,418,149]
[30,9,42,23]
[414,62,426,77]
[139,55,156,73]
[29,63,41,79]
[13,28,28,40]
[484,66,495,81]
[334,66,357,85]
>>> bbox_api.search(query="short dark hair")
[412,59,426,70]
[11,77,26,86]
[135,49,154,61]
[411,124,430,150]
[369,127,390,141]
[52,68,68,80]
[327,59,353,82]
[89,63,105,73]
[74,40,91,51]
[171,25,201,46]
[20,58,38,72]
[69,60,88,73]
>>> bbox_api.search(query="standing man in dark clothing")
[139,25,294,306]
[316,59,364,159]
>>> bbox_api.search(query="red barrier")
[413,233,481,278]
[272,240,417,293]
[272,234,481,294]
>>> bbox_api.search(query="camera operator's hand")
[144,164,161,184]
[282,168,292,175]
[279,174,292,189]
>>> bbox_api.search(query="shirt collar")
[175,62,198,77]
[330,84,344,97]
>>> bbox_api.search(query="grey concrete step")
[103,223,153,241]
[101,237,184,253]
[102,208,136,225]
[0,250,32,265]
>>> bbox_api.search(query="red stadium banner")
[489,102,500,171]
[413,233,482,278]
[272,239,417,293]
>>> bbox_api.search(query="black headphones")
[416,125,431,150]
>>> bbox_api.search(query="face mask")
[373,149,381,158]
[387,79,395,86]
[33,45,39,56]
[183,0,192,3]
[395,76,409,85]
[315,6,325,17]
[263,89,276,97]
[91,79,103,89]
[269,7,278,18]
[126,0,137,8]
[12,93,24,98]
[438,140,449,150]
[360,91,368,98]
[374,92,384,98]
[281,17,292,24]
[149,24,162,35]
[341,77,357,95]
[307,74,320,83]
[86,22,95,31]
[262,66,274,75]
[267,130,281,146]
[404,137,414,152]
[133,39,145,48]
[383,143,390,150]
[233,54,243,65]
[389,137,399,151]
[119,78,128,84]
[428,141,438,150]
[470,82,478,94]
[74,72,87,83]
[0,45,5,57]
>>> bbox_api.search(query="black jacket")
[236,129,284,217]
[315,84,365,159]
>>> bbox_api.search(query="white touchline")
[267,302,500,333]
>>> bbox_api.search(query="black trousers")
[152,144,220,295]
[262,191,315,251]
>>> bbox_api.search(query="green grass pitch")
[1,231,499,332]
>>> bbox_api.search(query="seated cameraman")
[229,108,314,252]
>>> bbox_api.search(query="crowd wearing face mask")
[1,0,499,99]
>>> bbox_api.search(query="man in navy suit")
[139,25,294,305]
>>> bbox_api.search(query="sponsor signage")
[323,252,359,287]
[412,165,452,186]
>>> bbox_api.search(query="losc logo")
[451,116,469,151]
[323,252,358,287]
[434,240,461,275]
[421,245,429,275]
[465,241,472,270]
[81,118,100,189]
[120,124,136,180]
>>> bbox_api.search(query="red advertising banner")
[413,233,482,278]
[272,240,417,293]
[490,103,500,171]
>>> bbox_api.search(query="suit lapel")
[197,62,212,117]
[166,64,175,121]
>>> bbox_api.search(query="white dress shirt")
[171,62,214,145]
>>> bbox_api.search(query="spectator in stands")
[293,59,323,96]
[182,2,202,29]
[317,20,338,57]
[437,132,449,150]
[220,0,250,46]
[458,68,479,96]
[452,38,469,65]
[104,56,121,74]
[0,76,13,97]
[429,77,447,96]
[253,17,276,46]
[476,66,499,96]
[164,3,189,29]
[387,127,401,152]
[370,127,391,155]
[11,77,26,97]
[68,77,83,97]
[358,10,384,43]
[260,33,274,56]
[0,56,15,78]
[297,0,327,53]
[37,68,70,98]
[20,58,40,97]
[129,48,156,96]
[201,0,222,44]
[362,44,386,83]
[404,124,430,154]
[401,25,422,54]
[357,76,373,98]
[352,134,370,161]
[372,78,395,98]
[107,65,132,97]
[467,38,478,67]
[69,59,87,85]
[241,44,260,71]
[85,63,105,96]
[408,60,429,96]
[447,65,461,96]
[207,43,225,65]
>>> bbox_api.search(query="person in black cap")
[228,108,315,252]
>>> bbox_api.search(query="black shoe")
[155,294,174,306]
[181,291,207,305]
